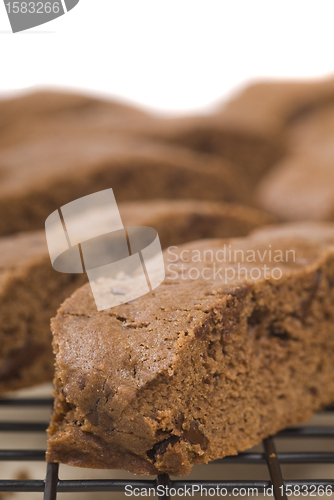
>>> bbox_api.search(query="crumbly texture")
[0,200,271,394]
[0,136,251,237]
[47,224,334,476]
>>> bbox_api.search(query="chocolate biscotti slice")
[131,113,283,184]
[0,89,147,139]
[254,88,334,221]
[141,77,334,182]
[204,77,334,180]
[47,224,334,476]
[0,136,251,237]
[120,200,275,248]
[221,77,334,138]
[0,90,150,152]
[0,89,282,184]
[255,147,334,221]
[0,200,271,394]
[287,101,334,152]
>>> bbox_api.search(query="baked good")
[47,223,334,475]
[221,77,334,138]
[0,231,86,394]
[255,147,334,221]
[0,89,147,143]
[0,89,282,184]
[287,102,334,151]
[120,200,275,248]
[253,82,334,221]
[133,114,283,183]
[147,77,334,182]
[0,200,271,394]
[0,136,251,237]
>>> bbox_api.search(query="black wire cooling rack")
[0,397,333,500]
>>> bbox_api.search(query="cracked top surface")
[52,223,334,421]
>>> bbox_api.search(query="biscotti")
[287,102,334,152]
[120,200,275,248]
[47,223,334,475]
[0,89,147,145]
[221,77,334,137]
[255,103,334,221]
[133,114,283,183]
[146,77,334,182]
[252,81,334,221]
[0,200,271,394]
[255,149,334,221]
[0,136,250,237]
[0,89,282,184]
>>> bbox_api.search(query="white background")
[1,0,334,115]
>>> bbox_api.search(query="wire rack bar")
[0,449,46,460]
[264,437,287,500]
[0,480,45,492]
[213,451,334,464]
[157,474,171,500]
[0,421,48,432]
[0,399,332,500]
[44,462,59,500]
[277,426,334,438]
[0,398,54,406]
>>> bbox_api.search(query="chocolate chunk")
[183,421,209,450]
[268,323,290,341]
[147,435,180,459]
[247,306,269,327]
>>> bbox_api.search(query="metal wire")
[0,397,333,499]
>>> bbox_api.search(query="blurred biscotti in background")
[0,89,283,185]
[0,89,148,142]
[0,136,252,236]
[2,78,334,236]
[256,151,334,221]
[220,77,334,136]
[234,77,334,220]
[120,199,275,249]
